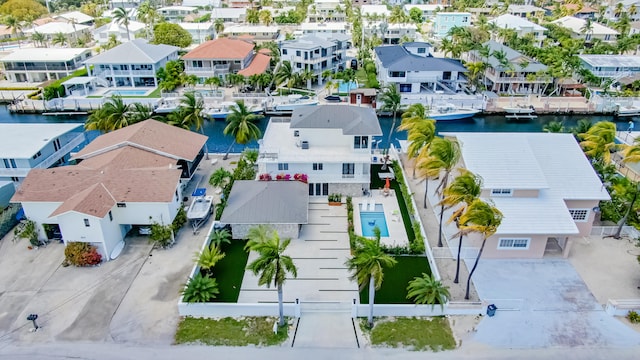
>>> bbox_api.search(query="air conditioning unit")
[301,141,309,149]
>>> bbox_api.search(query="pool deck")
[353,189,409,248]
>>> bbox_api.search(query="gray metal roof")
[468,40,547,72]
[282,35,335,49]
[578,55,640,68]
[374,45,467,72]
[220,181,309,224]
[290,105,382,136]
[84,39,178,65]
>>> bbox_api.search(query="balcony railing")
[95,69,155,77]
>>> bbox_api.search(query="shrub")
[328,193,343,203]
[64,242,102,267]
[149,219,174,249]
[628,310,640,323]
[293,173,308,183]
[259,173,272,181]
[14,219,40,247]
[182,273,220,303]
[172,206,187,232]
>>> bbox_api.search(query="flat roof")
[0,123,84,158]
[578,55,640,68]
[62,76,97,85]
[0,48,90,62]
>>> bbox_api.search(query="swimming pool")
[360,204,389,237]
[337,80,358,93]
[104,89,149,97]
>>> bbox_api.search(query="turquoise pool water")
[338,80,358,93]
[360,204,389,237]
[104,89,149,97]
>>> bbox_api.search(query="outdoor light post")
[27,314,39,331]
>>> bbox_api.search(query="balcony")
[0,133,84,177]
[95,69,155,77]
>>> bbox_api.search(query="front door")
[308,183,329,196]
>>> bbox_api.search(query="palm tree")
[542,121,565,133]
[579,121,620,165]
[457,199,503,300]
[222,101,263,160]
[379,84,401,152]
[3,16,23,48]
[346,236,397,328]
[439,169,482,283]
[52,32,68,47]
[204,76,221,89]
[417,137,461,247]
[194,244,225,275]
[246,227,297,327]
[214,18,225,35]
[181,273,220,303]
[397,103,436,178]
[406,273,450,310]
[275,60,293,87]
[85,96,133,132]
[31,31,46,48]
[113,7,131,41]
[210,229,232,247]
[209,167,232,189]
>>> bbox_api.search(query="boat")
[615,104,640,117]
[202,101,263,120]
[187,188,214,234]
[503,104,536,114]
[428,104,481,121]
[264,94,319,115]
[154,99,181,114]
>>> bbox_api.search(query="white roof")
[361,5,391,16]
[301,22,348,31]
[183,0,221,6]
[404,4,441,11]
[507,4,545,13]
[26,21,90,35]
[578,54,640,68]
[0,123,84,159]
[178,22,214,30]
[447,132,610,200]
[436,12,472,16]
[0,48,90,62]
[489,14,546,31]
[223,25,279,33]
[55,11,94,24]
[159,6,197,11]
[491,195,579,235]
[552,16,619,35]
[211,7,246,18]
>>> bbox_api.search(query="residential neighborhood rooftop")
[374,45,467,72]
[84,39,178,65]
[0,48,90,62]
[220,180,309,224]
[182,38,254,60]
[290,105,382,135]
[578,55,640,68]
[0,123,83,158]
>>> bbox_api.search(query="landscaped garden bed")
[175,316,289,346]
[359,256,432,304]
[361,317,456,351]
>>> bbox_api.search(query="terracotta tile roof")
[238,53,271,76]
[13,167,182,217]
[77,146,177,170]
[73,119,207,161]
[182,38,254,60]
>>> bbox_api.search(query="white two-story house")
[258,105,382,197]
[12,120,208,260]
[0,48,92,83]
[281,34,349,85]
[374,42,467,97]
[84,39,179,88]
[489,14,547,47]
[578,54,640,80]
[440,132,610,259]
[551,16,619,43]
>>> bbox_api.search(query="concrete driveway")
[469,259,640,348]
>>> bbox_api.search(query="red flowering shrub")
[64,242,102,267]
[259,173,272,181]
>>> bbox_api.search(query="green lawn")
[365,317,456,351]
[175,317,289,346]
[360,256,431,304]
[355,68,368,83]
[371,164,416,243]
[206,239,248,302]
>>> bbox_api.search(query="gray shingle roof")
[84,39,178,65]
[282,35,335,49]
[220,181,309,224]
[290,105,382,136]
[374,45,467,72]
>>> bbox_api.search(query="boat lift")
[187,188,214,234]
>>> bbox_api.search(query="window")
[498,238,530,249]
[491,189,512,197]
[108,211,113,221]
[84,219,90,227]
[278,163,289,171]
[294,130,299,137]
[32,151,41,159]
[417,47,426,54]
[342,163,355,178]
[354,136,369,149]
[399,84,411,92]
[313,163,323,170]
[389,71,406,78]
[282,49,288,55]
[117,202,126,208]
[569,209,589,222]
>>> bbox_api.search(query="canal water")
[0,105,625,153]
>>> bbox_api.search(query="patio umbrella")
[385,177,390,189]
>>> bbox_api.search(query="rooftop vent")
[301,141,309,149]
